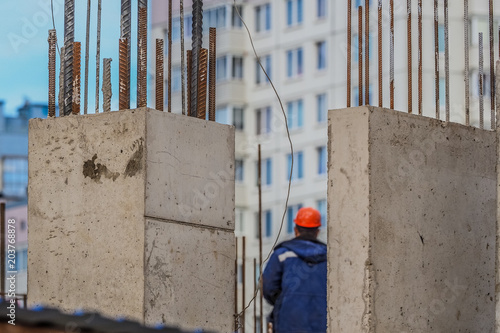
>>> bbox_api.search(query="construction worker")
[262,207,327,333]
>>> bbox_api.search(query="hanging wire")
[232,0,295,328]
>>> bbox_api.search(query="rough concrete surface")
[28,108,235,331]
[144,218,235,332]
[328,107,496,332]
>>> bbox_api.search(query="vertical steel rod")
[444,0,450,122]
[63,0,75,116]
[168,0,172,113]
[242,236,246,333]
[378,0,382,108]
[480,33,484,129]
[72,42,81,116]
[435,0,440,119]
[464,0,469,125]
[187,50,192,116]
[489,0,495,129]
[84,0,91,114]
[121,0,132,110]
[156,39,165,111]
[209,28,216,121]
[390,0,394,109]
[418,0,422,115]
[258,144,263,333]
[48,30,57,118]
[1,203,5,296]
[235,237,238,332]
[253,258,257,333]
[365,0,369,105]
[102,58,112,112]
[359,6,363,106]
[191,0,204,116]
[496,60,500,128]
[137,1,148,108]
[180,0,186,115]
[59,47,66,116]
[347,0,352,107]
[95,0,102,113]
[407,0,412,114]
[197,48,208,119]
[119,38,130,110]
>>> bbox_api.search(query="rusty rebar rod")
[464,0,469,124]
[1,202,6,296]
[191,0,203,117]
[168,0,172,113]
[258,144,263,333]
[234,237,238,332]
[407,0,412,114]
[435,0,440,119]
[119,38,130,110]
[445,0,450,122]
[378,0,382,108]
[365,0,369,105]
[84,0,91,114]
[156,39,165,111]
[496,60,500,128]
[197,48,208,119]
[72,42,81,116]
[121,0,131,110]
[63,0,75,116]
[480,33,484,129]
[489,0,495,129]
[187,50,192,116]
[180,0,186,115]
[347,0,352,107]
[137,3,148,108]
[253,258,257,333]
[209,28,216,121]
[390,0,394,109]
[48,29,57,118]
[242,236,246,333]
[59,46,66,116]
[102,58,112,112]
[359,6,363,106]
[95,0,102,113]
[418,0,422,115]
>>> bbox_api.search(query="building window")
[286,0,303,27]
[236,208,244,232]
[256,107,272,135]
[257,158,272,186]
[471,17,499,46]
[287,48,303,78]
[232,56,244,79]
[217,56,228,81]
[15,249,28,272]
[216,106,230,125]
[203,5,227,31]
[232,5,243,27]
[353,86,373,106]
[233,107,244,130]
[172,17,181,42]
[236,159,244,183]
[256,4,271,32]
[287,151,304,181]
[287,99,303,130]
[439,78,445,108]
[438,25,445,53]
[317,199,327,229]
[2,157,28,198]
[265,210,272,237]
[171,67,181,92]
[256,55,272,85]
[184,15,193,38]
[317,0,326,18]
[352,34,373,63]
[317,146,327,175]
[287,204,303,233]
[317,93,327,123]
[355,0,372,6]
[316,41,327,70]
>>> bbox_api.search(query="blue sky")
[0,0,142,116]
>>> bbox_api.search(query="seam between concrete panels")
[145,215,234,233]
[142,109,149,325]
[366,106,375,332]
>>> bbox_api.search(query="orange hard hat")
[294,207,321,228]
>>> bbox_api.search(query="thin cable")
[51,0,60,55]
[232,0,295,326]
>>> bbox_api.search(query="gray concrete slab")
[28,108,235,331]
[328,106,496,332]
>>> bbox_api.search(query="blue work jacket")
[262,236,327,333]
